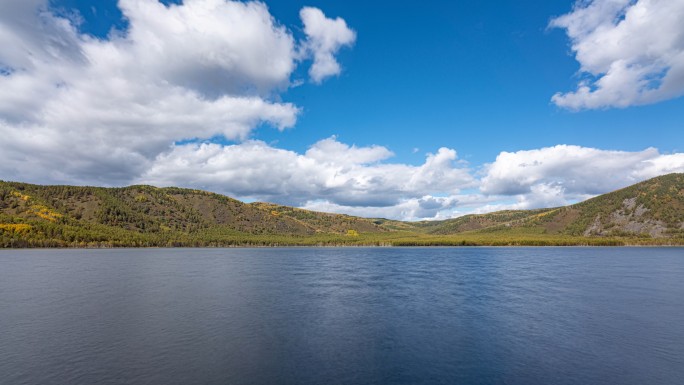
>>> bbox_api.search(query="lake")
[1,247,683,384]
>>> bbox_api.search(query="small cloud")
[290,79,305,88]
[299,7,356,83]
[305,136,394,165]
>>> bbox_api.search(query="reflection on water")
[1,247,683,384]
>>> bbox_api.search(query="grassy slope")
[1,174,683,247]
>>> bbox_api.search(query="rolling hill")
[1,174,683,247]
[421,173,684,239]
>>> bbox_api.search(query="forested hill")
[0,182,389,247]
[1,174,683,247]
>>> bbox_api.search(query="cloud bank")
[139,138,476,217]
[138,141,684,220]
[551,0,684,109]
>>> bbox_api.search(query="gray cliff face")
[584,198,669,238]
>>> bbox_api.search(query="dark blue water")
[1,247,683,384]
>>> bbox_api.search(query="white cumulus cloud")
[0,0,353,185]
[304,136,393,165]
[481,145,684,210]
[300,6,356,83]
[551,0,684,109]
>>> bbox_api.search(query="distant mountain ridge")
[1,174,683,247]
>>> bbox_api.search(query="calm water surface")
[0,247,683,384]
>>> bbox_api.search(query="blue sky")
[263,0,683,162]
[1,0,683,219]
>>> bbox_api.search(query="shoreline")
[2,243,684,250]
